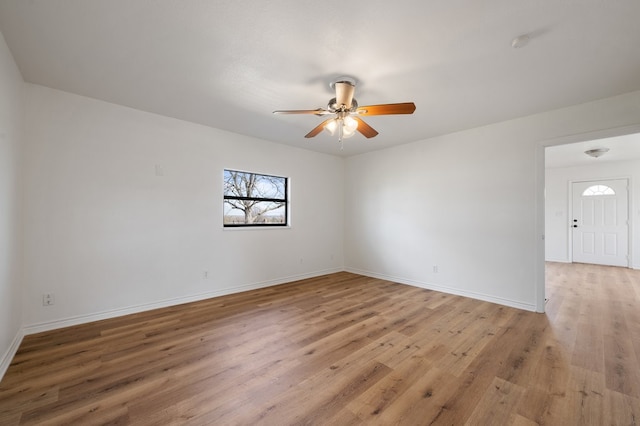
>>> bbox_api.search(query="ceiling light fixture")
[273,77,416,149]
[323,113,359,143]
[322,79,359,147]
[584,148,609,158]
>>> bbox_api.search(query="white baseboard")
[345,267,537,312]
[23,267,343,336]
[546,260,640,270]
[0,328,24,382]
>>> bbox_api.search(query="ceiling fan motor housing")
[333,80,357,110]
[328,97,358,113]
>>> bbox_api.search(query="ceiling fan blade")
[273,108,331,116]
[335,81,355,108]
[305,118,335,138]
[355,102,416,116]
[353,117,378,138]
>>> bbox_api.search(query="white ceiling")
[1,1,640,157]
[546,132,640,169]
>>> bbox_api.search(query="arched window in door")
[582,185,615,196]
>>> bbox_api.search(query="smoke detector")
[511,34,530,49]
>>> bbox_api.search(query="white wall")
[546,159,640,268]
[345,90,640,312]
[0,30,24,376]
[22,84,344,331]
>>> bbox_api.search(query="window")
[582,185,615,196]
[223,169,288,227]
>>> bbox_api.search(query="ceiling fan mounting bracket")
[329,76,357,90]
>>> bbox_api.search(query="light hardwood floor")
[1,263,639,425]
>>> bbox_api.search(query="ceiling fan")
[273,77,416,147]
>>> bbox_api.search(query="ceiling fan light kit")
[324,115,358,139]
[273,77,416,149]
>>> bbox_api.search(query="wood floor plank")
[464,376,526,425]
[513,334,572,424]
[558,366,606,425]
[572,309,605,373]
[1,264,639,424]
[604,388,640,425]
[380,364,466,425]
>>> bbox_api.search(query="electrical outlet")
[203,271,209,279]
[43,293,55,306]
[433,265,439,273]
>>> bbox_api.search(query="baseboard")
[23,267,343,336]
[545,258,571,264]
[545,259,640,269]
[0,328,24,382]
[345,267,537,312]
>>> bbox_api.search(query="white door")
[571,179,629,267]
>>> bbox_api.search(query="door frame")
[567,177,631,266]
[535,123,640,313]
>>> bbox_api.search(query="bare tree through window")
[223,170,287,226]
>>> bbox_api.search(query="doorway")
[539,128,640,313]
